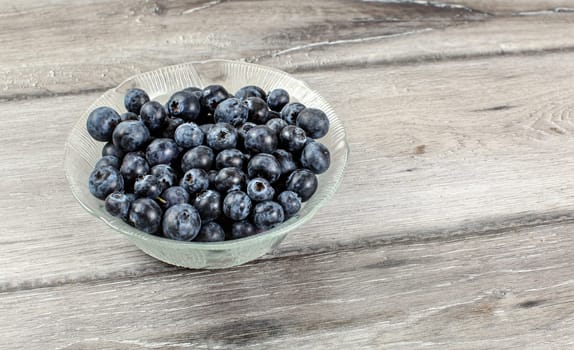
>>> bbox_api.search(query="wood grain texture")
[2,223,574,350]
[3,0,574,348]
[3,51,574,292]
[1,0,574,100]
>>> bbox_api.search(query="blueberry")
[162,203,201,241]
[268,110,281,119]
[286,168,318,202]
[214,98,249,127]
[206,123,237,151]
[215,148,244,170]
[300,141,330,174]
[174,122,204,149]
[145,138,180,167]
[95,155,121,170]
[277,191,301,217]
[129,198,163,234]
[230,220,257,239]
[181,145,214,172]
[160,117,185,139]
[201,85,229,113]
[89,165,124,200]
[193,189,222,221]
[195,221,225,242]
[180,168,209,195]
[215,167,247,193]
[223,191,252,221]
[296,108,330,139]
[235,85,267,100]
[280,102,306,125]
[102,142,125,159]
[245,97,270,124]
[253,201,285,230]
[279,125,307,152]
[267,88,289,112]
[124,88,150,114]
[120,112,139,122]
[140,101,168,133]
[272,149,298,176]
[244,126,277,154]
[199,123,214,136]
[105,192,136,220]
[238,122,256,140]
[265,118,288,135]
[86,106,121,142]
[247,153,281,183]
[183,86,202,95]
[120,152,150,182]
[207,170,218,188]
[150,164,177,189]
[134,174,163,198]
[246,177,275,202]
[167,91,201,121]
[158,186,190,209]
[112,120,150,152]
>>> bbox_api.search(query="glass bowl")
[64,59,348,269]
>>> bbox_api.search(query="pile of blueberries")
[87,84,330,242]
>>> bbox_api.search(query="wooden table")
[3,1,574,348]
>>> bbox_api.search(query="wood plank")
[1,0,573,100]
[444,0,574,14]
[3,51,574,290]
[2,222,574,350]
[254,14,574,73]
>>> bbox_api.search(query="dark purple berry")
[286,169,318,202]
[215,167,247,193]
[89,165,124,200]
[87,106,121,142]
[244,125,277,154]
[296,108,330,139]
[215,148,244,170]
[247,153,281,183]
[124,88,150,114]
[300,141,330,174]
[277,191,301,217]
[235,85,266,100]
[95,155,121,170]
[162,203,201,241]
[129,198,163,234]
[112,120,150,152]
[193,189,222,221]
[167,91,201,121]
[280,102,305,125]
[195,221,225,242]
[246,177,275,202]
[223,191,252,221]
[181,145,214,172]
[214,98,249,127]
[230,220,257,239]
[245,97,270,124]
[158,186,190,209]
[134,174,163,198]
[267,88,289,112]
[180,168,209,195]
[206,123,237,151]
[253,201,285,230]
[201,85,229,113]
[174,122,204,149]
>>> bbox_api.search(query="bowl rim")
[65,59,349,250]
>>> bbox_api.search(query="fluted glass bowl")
[64,59,348,269]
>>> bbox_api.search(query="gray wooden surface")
[2,0,574,349]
